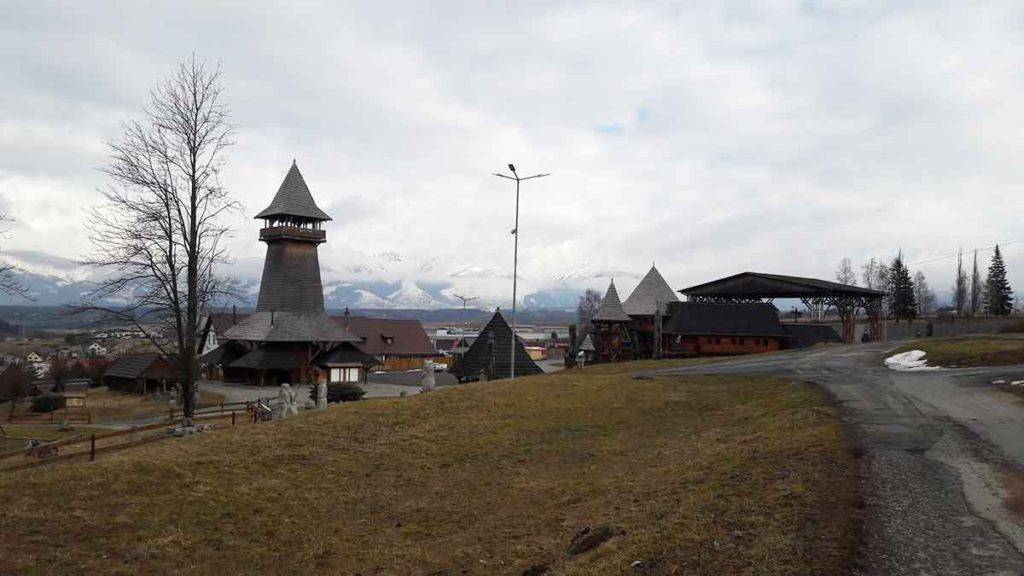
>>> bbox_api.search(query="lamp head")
[508,163,516,173]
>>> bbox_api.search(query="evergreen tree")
[889,253,917,322]
[985,245,1014,316]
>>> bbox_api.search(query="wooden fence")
[7,409,93,425]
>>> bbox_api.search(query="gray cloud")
[2,1,1023,304]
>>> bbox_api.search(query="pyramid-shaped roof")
[593,280,632,323]
[255,161,332,221]
[623,265,679,317]
[450,310,543,381]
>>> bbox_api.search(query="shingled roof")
[592,280,632,323]
[623,265,679,317]
[255,161,332,222]
[105,354,174,379]
[662,302,788,338]
[224,311,360,343]
[450,310,543,381]
[332,316,435,357]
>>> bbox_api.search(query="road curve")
[653,344,1024,575]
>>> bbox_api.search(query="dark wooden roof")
[316,342,379,367]
[450,310,543,380]
[593,280,632,323]
[229,343,311,370]
[333,316,435,357]
[105,354,174,380]
[199,340,248,367]
[622,265,678,316]
[782,324,842,348]
[223,311,360,343]
[662,302,788,337]
[255,161,331,221]
[680,272,884,299]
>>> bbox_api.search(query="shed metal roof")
[680,272,884,299]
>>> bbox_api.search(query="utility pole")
[451,293,479,311]
[493,164,549,379]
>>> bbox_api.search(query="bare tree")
[913,270,937,316]
[970,250,984,316]
[0,213,27,298]
[79,57,237,422]
[835,257,857,286]
[953,248,968,316]
[576,288,602,335]
[862,257,892,316]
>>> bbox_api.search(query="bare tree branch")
[76,56,239,421]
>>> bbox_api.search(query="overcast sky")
[2,1,1023,305]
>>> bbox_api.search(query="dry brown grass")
[0,363,857,576]
[893,336,1024,367]
[3,387,225,424]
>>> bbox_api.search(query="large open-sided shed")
[679,272,885,343]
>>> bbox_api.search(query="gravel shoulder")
[654,343,1024,575]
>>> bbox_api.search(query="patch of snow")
[1011,380,1024,387]
[994,380,1008,385]
[885,350,943,372]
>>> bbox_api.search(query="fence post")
[90,434,96,461]
[221,400,225,415]
[231,411,236,426]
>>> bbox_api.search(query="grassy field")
[0,361,857,575]
[893,336,1024,367]
[2,387,226,424]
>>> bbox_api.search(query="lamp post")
[493,164,549,379]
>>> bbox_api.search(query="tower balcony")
[260,226,326,244]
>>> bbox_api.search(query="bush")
[325,382,366,403]
[30,395,63,413]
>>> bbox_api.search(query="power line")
[909,239,1024,267]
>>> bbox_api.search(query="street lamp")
[493,164,549,379]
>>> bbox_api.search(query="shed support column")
[867,298,884,342]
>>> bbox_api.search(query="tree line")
[836,245,1016,322]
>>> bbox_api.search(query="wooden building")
[622,265,678,359]
[591,280,634,363]
[206,162,365,387]
[333,312,436,371]
[661,302,788,357]
[450,310,543,382]
[103,354,176,393]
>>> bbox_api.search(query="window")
[329,367,360,383]
[739,338,745,345]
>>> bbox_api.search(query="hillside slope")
[0,362,857,575]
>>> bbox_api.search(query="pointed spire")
[593,279,632,322]
[255,161,332,221]
[623,264,679,316]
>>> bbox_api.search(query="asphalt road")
[653,343,1024,575]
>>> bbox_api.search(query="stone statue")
[277,384,292,419]
[421,360,436,392]
[316,381,328,409]
[287,385,299,416]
